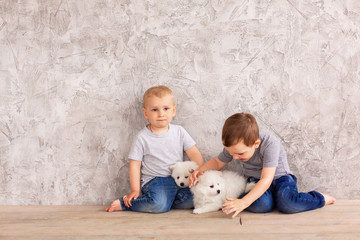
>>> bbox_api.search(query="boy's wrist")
[240,197,252,208]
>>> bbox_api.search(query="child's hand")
[189,170,203,188]
[222,198,249,218]
[123,191,140,207]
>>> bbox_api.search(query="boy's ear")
[254,139,261,148]
[172,105,176,117]
[143,108,148,119]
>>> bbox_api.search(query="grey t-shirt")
[218,132,292,179]
[128,124,196,186]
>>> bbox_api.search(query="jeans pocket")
[142,177,158,193]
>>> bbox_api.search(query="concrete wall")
[1,0,359,205]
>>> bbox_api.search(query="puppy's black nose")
[217,190,220,194]
[180,183,184,187]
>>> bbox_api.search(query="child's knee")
[146,194,172,213]
[276,188,303,214]
[148,204,169,213]
[276,198,299,214]
[247,196,274,213]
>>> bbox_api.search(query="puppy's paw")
[193,208,206,214]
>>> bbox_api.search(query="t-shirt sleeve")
[262,137,281,168]
[218,148,233,163]
[128,135,144,161]
[180,126,196,151]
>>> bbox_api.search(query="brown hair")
[143,85,174,108]
[222,113,259,147]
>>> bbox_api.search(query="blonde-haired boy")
[106,86,203,212]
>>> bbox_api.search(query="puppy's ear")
[189,169,194,174]
[169,164,175,171]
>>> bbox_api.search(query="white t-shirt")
[128,124,196,186]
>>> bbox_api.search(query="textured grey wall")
[0,1,360,205]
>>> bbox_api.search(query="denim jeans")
[119,176,193,213]
[242,174,325,214]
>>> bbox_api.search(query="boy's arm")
[189,157,227,187]
[222,166,276,218]
[198,156,227,172]
[129,159,142,192]
[240,166,276,206]
[123,159,142,207]
[185,145,204,167]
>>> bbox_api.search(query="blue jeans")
[242,174,325,214]
[119,176,193,213]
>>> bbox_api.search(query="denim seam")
[142,177,158,193]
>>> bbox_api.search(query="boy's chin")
[153,122,169,127]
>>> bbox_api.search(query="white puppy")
[169,161,199,188]
[191,170,255,214]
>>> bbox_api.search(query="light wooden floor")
[1,200,359,240]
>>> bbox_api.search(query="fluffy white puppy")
[191,170,255,214]
[169,161,199,188]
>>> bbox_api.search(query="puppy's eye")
[177,176,180,179]
[185,176,189,179]
[210,185,214,188]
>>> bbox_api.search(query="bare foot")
[320,193,336,206]
[105,200,122,212]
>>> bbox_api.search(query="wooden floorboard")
[0,200,359,240]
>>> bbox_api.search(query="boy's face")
[143,94,176,129]
[224,139,260,162]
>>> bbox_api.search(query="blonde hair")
[143,85,174,108]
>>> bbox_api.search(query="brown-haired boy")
[189,113,335,218]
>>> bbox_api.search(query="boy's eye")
[164,107,169,111]
[210,185,214,188]
[152,109,158,112]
